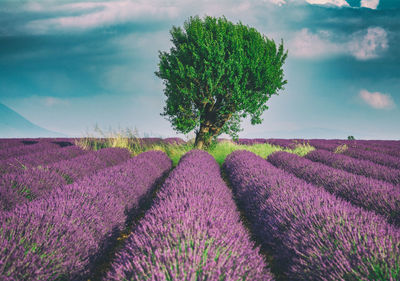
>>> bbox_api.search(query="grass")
[75,129,314,167]
[207,140,314,166]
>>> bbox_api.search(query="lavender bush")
[0,150,171,280]
[264,138,303,148]
[305,149,400,185]
[49,147,131,183]
[235,138,268,145]
[0,147,131,211]
[0,145,86,175]
[224,150,400,280]
[342,147,400,170]
[307,139,342,151]
[340,140,400,158]
[268,151,400,225]
[0,168,67,210]
[0,139,25,150]
[0,141,60,160]
[106,150,273,281]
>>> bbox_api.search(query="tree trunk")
[194,124,210,149]
[194,114,232,149]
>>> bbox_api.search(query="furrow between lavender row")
[0,150,172,280]
[224,150,400,280]
[105,150,273,280]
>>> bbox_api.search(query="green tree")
[155,15,288,149]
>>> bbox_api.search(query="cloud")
[359,89,395,109]
[348,27,388,60]
[25,1,179,34]
[290,28,341,58]
[21,0,261,35]
[305,0,349,7]
[289,27,388,60]
[265,0,350,6]
[361,0,379,9]
[266,0,287,6]
[266,0,379,9]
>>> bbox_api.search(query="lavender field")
[0,138,399,280]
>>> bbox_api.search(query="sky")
[0,0,399,139]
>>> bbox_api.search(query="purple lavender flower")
[106,150,273,281]
[306,149,400,185]
[0,150,171,280]
[342,147,400,170]
[0,145,86,175]
[0,148,131,211]
[268,151,400,225]
[0,141,59,160]
[224,150,400,280]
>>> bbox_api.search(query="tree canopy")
[155,15,288,148]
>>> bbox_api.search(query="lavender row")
[106,150,273,281]
[0,139,26,150]
[264,138,308,148]
[307,139,400,162]
[0,145,86,175]
[0,168,67,211]
[307,139,342,151]
[0,138,75,149]
[346,139,400,150]
[0,147,131,211]
[224,150,400,280]
[0,141,62,160]
[333,140,400,159]
[342,147,400,170]
[352,142,400,157]
[0,150,171,280]
[305,149,400,185]
[268,151,400,225]
[50,147,131,183]
[235,138,268,145]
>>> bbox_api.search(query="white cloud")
[23,0,260,34]
[266,0,350,8]
[289,27,388,60]
[25,1,179,34]
[361,0,379,9]
[290,28,341,58]
[305,0,349,7]
[265,0,379,9]
[266,0,287,6]
[348,27,388,60]
[359,89,395,109]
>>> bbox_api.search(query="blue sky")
[0,0,399,139]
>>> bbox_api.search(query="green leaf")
[155,15,287,146]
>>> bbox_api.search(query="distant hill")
[0,103,66,138]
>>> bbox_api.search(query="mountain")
[0,103,66,138]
